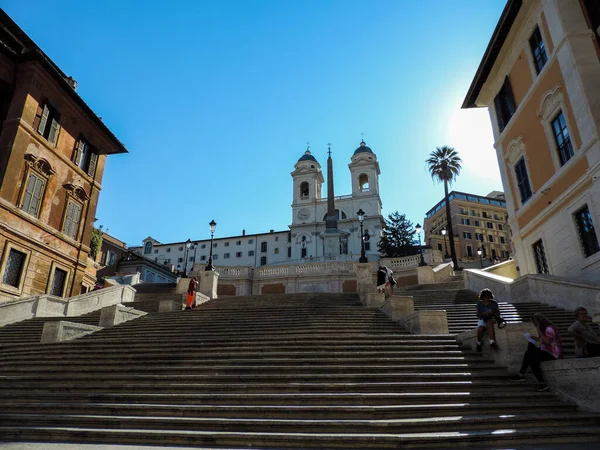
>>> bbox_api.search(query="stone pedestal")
[456,322,537,373]
[403,310,448,334]
[176,278,190,294]
[355,262,373,302]
[41,321,102,343]
[199,270,219,299]
[364,292,385,307]
[389,295,414,322]
[417,266,435,285]
[99,304,147,328]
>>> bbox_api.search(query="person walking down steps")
[185,277,198,310]
[509,313,563,392]
[476,288,500,352]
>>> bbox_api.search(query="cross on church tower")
[327,143,332,157]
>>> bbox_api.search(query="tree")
[426,146,462,269]
[90,228,103,261]
[378,212,419,257]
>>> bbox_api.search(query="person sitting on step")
[568,307,600,358]
[509,313,563,392]
[476,288,500,352]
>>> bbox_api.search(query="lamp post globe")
[357,209,368,263]
[477,248,483,269]
[415,223,427,267]
[441,228,450,259]
[206,220,217,271]
[183,238,192,277]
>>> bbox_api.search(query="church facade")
[131,141,384,278]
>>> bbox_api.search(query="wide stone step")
[0,350,475,363]
[0,390,557,406]
[2,411,599,435]
[2,424,600,448]
[0,355,492,367]
[0,399,576,419]
[0,379,533,394]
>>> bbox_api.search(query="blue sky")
[5,0,506,246]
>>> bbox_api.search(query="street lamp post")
[183,239,191,277]
[477,248,483,269]
[357,209,368,263]
[441,228,450,259]
[206,220,217,271]
[415,223,427,267]
[190,242,198,275]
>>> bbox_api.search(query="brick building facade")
[0,9,127,302]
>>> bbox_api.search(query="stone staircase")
[1,291,600,448]
[0,310,103,347]
[398,279,600,358]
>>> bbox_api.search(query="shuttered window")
[20,172,46,218]
[2,249,26,288]
[62,200,82,239]
[73,138,98,178]
[515,158,533,204]
[33,103,61,146]
[50,267,68,297]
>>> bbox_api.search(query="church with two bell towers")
[289,140,384,262]
[134,140,385,272]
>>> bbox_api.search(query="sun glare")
[446,106,502,183]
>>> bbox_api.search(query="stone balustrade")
[464,268,600,315]
[417,262,454,285]
[0,285,136,327]
[41,321,103,343]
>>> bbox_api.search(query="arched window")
[260,242,267,252]
[144,242,152,255]
[260,256,267,266]
[300,182,309,199]
[359,173,369,192]
[322,209,347,221]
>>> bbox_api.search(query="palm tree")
[426,146,462,269]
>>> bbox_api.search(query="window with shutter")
[50,267,68,297]
[38,104,50,135]
[2,249,26,288]
[62,200,82,239]
[47,112,61,146]
[87,151,98,177]
[20,172,46,218]
[34,103,61,146]
[32,105,43,131]
[74,139,88,168]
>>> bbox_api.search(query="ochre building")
[0,10,127,302]
[464,0,600,281]
[424,191,511,264]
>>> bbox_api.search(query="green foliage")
[377,212,419,257]
[426,146,462,184]
[90,228,103,260]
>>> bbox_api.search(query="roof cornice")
[462,0,523,109]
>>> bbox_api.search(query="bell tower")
[349,140,381,198]
[291,147,324,225]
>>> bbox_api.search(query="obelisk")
[323,144,344,257]
[325,146,338,231]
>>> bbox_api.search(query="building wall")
[0,50,124,302]
[424,192,511,263]
[474,0,600,282]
